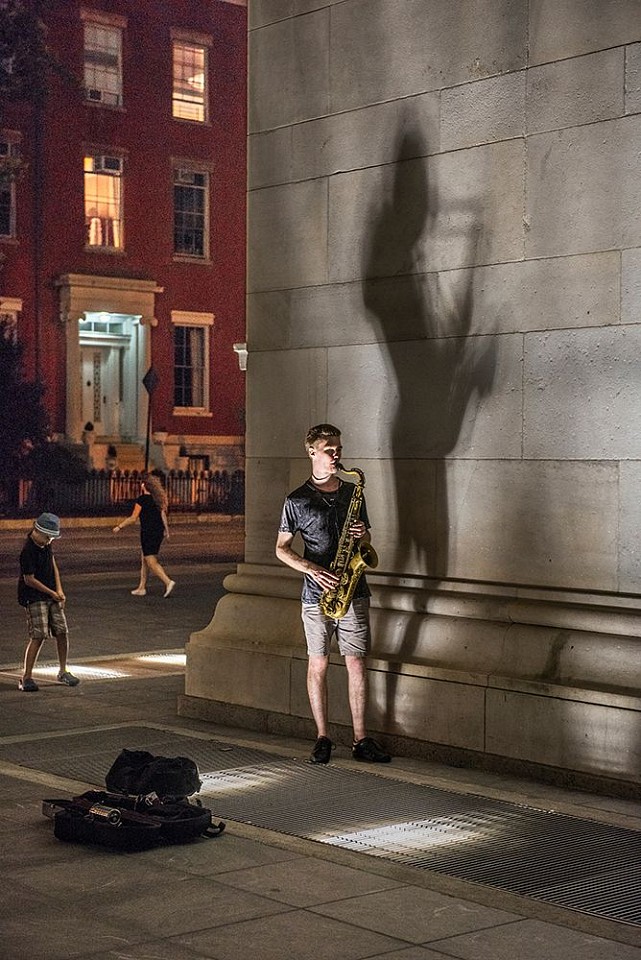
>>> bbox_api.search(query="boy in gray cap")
[17,513,80,692]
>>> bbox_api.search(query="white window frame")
[0,135,21,239]
[171,310,214,416]
[81,9,126,108]
[173,166,210,259]
[84,151,125,251]
[171,29,211,123]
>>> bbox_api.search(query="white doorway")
[81,345,121,435]
[79,313,142,439]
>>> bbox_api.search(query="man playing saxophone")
[276,423,391,765]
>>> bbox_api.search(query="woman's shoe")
[163,580,176,598]
[131,588,146,596]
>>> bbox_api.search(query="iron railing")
[0,468,244,518]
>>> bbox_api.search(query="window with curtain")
[84,154,123,249]
[174,325,207,409]
[173,169,208,257]
[172,41,207,122]
[0,137,20,237]
[84,21,123,106]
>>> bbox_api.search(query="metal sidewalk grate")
[3,725,641,927]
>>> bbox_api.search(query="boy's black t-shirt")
[18,535,56,606]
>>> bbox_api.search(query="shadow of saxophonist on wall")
[361,117,497,733]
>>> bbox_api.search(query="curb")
[0,514,244,531]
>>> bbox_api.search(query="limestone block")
[617,461,641,593]
[622,249,641,324]
[330,0,527,112]
[329,140,525,282]
[367,670,486,749]
[441,253,619,335]
[248,0,293,30]
[527,49,624,135]
[246,348,329,457]
[290,94,440,183]
[248,128,292,190]
[248,253,618,355]
[526,117,641,258]
[291,657,485,749]
[529,0,641,65]
[486,687,641,781]
[244,458,296,564]
[248,9,329,133]
[351,459,437,575]
[249,1,335,31]
[327,335,522,460]
[248,181,328,292]
[523,326,641,459]
[626,43,641,114]
[441,72,525,152]
[438,460,619,590]
[185,643,291,713]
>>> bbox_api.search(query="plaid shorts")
[25,600,68,641]
[301,598,371,658]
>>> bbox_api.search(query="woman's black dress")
[136,493,165,556]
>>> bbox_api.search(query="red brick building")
[0,0,247,471]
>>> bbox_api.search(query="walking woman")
[113,474,176,597]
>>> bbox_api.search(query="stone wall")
[182,0,641,792]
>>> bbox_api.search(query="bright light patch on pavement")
[36,664,130,681]
[136,653,186,666]
[315,817,487,852]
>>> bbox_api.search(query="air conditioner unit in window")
[94,155,122,173]
[176,169,196,184]
[87,88,103,102]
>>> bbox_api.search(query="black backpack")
[104,749,202,800]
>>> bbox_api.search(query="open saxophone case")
[42,749,225,852]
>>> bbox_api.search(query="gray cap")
[34,513,61,539]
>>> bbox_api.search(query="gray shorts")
[301,598,371,658]
[25,600,68,642]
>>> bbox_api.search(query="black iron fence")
[0,468,244,518]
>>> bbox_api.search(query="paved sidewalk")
[2,657,641,959]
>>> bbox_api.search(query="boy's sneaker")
[352,737,391,763]
[18,678,39,692]
[57,671,80,687]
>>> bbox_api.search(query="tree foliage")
[0,0,49,104]
[0,323,49,479]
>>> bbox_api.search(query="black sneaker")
[18,677,39,692]
[310,736,333,764]
[352,737,391,763]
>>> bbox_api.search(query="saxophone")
[319,464,379,619]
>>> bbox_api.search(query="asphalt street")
[0,516,244,671]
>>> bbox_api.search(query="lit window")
[83,21,123,106]
[172,42,207,122]
[174,168,208,258]
[171,311,214,413]
[0,137,20,238]
[84,154,123,250]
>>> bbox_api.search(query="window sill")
[0,236,18,245]
[172,254,212,265]
[171,117,211,127]
[84,245,126,256]
[84,101,126,113]
[173,408,213,418]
